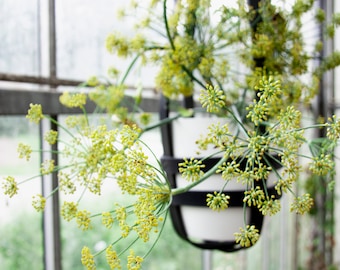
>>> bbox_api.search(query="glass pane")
[0,116,43,269]
[56,0,123,80]
[56,0,157,87]
[0,0,40,76]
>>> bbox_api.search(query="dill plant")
[3,0,340,269]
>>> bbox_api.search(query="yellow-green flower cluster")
[76,209,92,231]
[234,225,260,248]
[2,176,19,198]
[251,33,274,59]
[309,154,334,176]
[217,161,241,181]
[61,201,78,221]
[127,250,143,270]
[179,158,205,182]
[106,32,130,57]
[115,205,130,238]
[26,103,43,123]
[106,245,121,269]
[102,212,114,229]
[326,115,340,141]
[199,85,227,114]
[258,196,281,216]
[243,186,265,207]
[87,76,99,87]
[194,71,338,223]
[88,84,126,115]
[247,74,282,125]
[58,171,76,194]
[81,246,96,270]
[290,193,314,215]
[44,129,58,145]
[17,143,32,161]
[133,189,167,242]
[59,92,87,108]
[40,159,55,175]
[206,191,230,212]
[32,194,46,212]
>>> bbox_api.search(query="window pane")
[0,0,40,75]
[0,116,43,269]
[56,0,157,87]
[56,0,122,80]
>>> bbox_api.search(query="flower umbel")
[59,91,87,108]
[199,85,227,113]
[326,115,340,141]
[2,176,19,197]
[40,159,55,175]
[234,225,260,248]
[309,154,334,176]
[290,193,314,215]
[61,201,78,221]
[81,246,96,270]
[206,191,230,211]
[44,130,58,144]
[106,245,121,269]
[127,250,143,270]
[32,194,46,212]
[17,143,32,161]
[102,212,114,229]
[76,210,92,230]
[179,158,205,182]
[26,103,43,123]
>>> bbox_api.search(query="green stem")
[118,237,140,257]
[227,105,249,138]
[142,113,183,133]
[293,123,328,133]
[45,186,59,199]
[119,53,142,85]
[44,115,80,143]
[163,0,175,50]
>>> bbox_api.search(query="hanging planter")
[160,95,281,251]
[4,1,340,269]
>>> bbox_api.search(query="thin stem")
[228,105,250,138]
[45,186,59,199]
[142,112,184,133]
[163,0,175,50]
[118,237,140,257]
[44,115,78,141]
[119,53,142,85]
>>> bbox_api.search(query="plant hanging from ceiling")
[2,0,340,269]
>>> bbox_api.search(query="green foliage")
[0,212,43,270]
[0,116,33,137]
